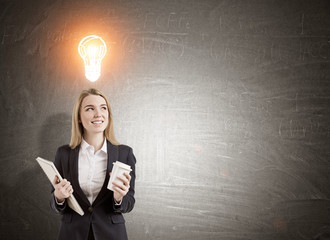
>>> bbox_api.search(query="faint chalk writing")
[300,39,330,60]
[1,25,19,44]
[122,34,185,58]
[300,13,305,35]
[143,12,191,31]
[210,38,244,61]
[217,15,269,35]
[279,118,330,140]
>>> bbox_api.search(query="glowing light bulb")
[78,35,107,82]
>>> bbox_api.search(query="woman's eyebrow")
[83,104,95,108]
[84,104,107,108]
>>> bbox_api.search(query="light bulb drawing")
[78,35,107,82]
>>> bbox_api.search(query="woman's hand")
[110,172,131,203]
[52,176,73,203]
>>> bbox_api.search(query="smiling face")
[79,94,109,137]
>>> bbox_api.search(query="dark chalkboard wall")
[1,0,330,239]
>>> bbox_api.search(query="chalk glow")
[78,35,107,82]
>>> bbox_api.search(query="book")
[36,157,84,216]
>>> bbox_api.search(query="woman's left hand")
[110,172,131,203]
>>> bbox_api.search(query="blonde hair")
[69,88,119,149]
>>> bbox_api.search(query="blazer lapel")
[69,147,90,207]
[92,141,118,206]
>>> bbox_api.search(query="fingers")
[114,172,131,190]
[61,180,73,196]
[112,172,131,199]
[54,178,73,200]
[112,181,128,203]
[112,180,129,192]
[52,175,60,185]
[112,185,127,200]
[117,173,131,186]
[62,180,71,189]
[123,172,131,182]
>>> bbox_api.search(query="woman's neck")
[83,133,105,153]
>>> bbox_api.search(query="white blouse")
[78,138,107,204]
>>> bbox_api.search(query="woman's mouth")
[91,120,103,124]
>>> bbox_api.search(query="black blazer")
[50,141,136,240]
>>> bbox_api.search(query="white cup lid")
[113,161,132,171]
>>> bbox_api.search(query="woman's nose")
[94,109,101,117]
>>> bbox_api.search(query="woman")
[50,88,136,240]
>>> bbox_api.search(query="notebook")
[36,157,84,216]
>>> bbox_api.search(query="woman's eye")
[86,108,93,111]
[102,107,107,110]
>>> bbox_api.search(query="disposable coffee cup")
[107,161,132,191]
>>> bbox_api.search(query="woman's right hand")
[52,176,73,203]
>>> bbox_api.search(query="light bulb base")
[85,65,101,82]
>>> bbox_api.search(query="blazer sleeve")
[50,147,69,214]
[113,147,136,213]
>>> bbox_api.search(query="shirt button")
[88,207,93,213]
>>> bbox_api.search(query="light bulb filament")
[78,35,107,82]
